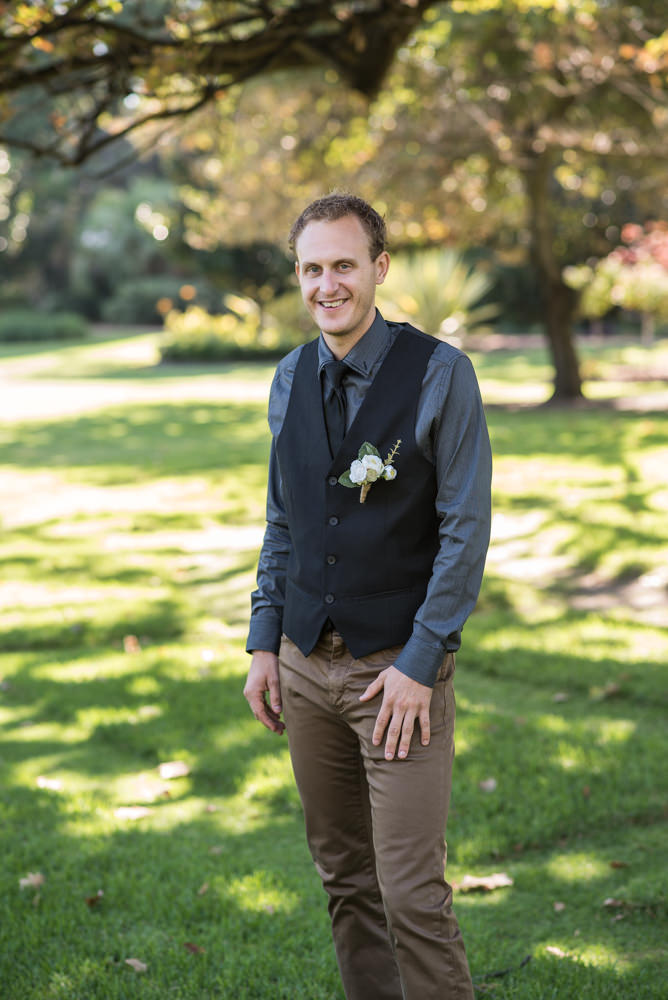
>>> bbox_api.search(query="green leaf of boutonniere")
[358,442,381,460]
[338,470,355,488]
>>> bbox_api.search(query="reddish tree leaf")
[85,889,104,908]
[610,860,630,869]
[184,942,206,954]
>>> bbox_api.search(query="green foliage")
[160,296,304,362]
[378,249,499,339]
[100,276,218,325]
[0,308,89,342]
[564,222,668,341]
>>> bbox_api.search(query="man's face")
[295,215,390,353]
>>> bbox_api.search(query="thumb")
[359,671,386,702]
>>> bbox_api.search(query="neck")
[321,309,376,360]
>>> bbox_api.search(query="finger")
[359,671,386,702]
[396,712,416,759]
[383,715,403,760]
[250,694,285,735]
[372,704,391,746]
[268,674,282,714]
[419,708,430,746]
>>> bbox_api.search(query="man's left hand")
[359,665,432,760]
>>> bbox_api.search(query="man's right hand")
[243,650,285,735]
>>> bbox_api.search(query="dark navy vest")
[275,325,439,659]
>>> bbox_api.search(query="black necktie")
[322,360,348,456]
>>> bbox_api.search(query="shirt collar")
[317,309,391,378]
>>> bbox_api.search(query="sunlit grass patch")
[0,332,666,998]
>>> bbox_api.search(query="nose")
[319,269,338,295]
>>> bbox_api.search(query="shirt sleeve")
[393,353,492,687]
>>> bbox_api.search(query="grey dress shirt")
[247,310,492,687]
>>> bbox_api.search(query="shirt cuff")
[246,608,283,656]
[393,631,448,687]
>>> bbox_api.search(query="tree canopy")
[0,0,433,165]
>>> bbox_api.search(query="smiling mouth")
[319,299,347,309]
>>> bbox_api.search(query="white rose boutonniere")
[338,440,401,503]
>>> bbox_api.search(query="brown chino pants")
[278,630,474,1000]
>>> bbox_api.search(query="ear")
[375,251,390,285]
[295,260,301,279]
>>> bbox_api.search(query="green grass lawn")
[0,330,666,999]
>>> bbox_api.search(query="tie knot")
[324,360,348,391]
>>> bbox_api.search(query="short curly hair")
[288,193,388,261]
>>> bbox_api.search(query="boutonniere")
[338,439,401,503]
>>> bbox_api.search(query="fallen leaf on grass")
[590,681,623,701]
[603,897,626,908]
[478,777,497,793]
[19,872,45,890]
[552,692,569,702]
[114,806,152,820]
[546,946,567,958]
[205,804,218,813]
[184,942,206,954]
[85,889,104,908]
[197,882,209,896]
[457,872,513,893]
[610,860,630,869]
[553,901,566,912]
[158,760,190,780]
[209,845,224,855]
[124,957,147,973]
[36,775,62,791]
[123,635,141,654]
[582,785,591,799]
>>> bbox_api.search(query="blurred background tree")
[1,1,668,398]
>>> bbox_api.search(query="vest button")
[325,593,335,604]
[328,515,339,526]
[328,476,338,486]
[326,554,336,565]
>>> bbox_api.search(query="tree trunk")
[641,311,655,346]
[523,150,583,401]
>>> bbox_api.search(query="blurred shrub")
[377,249,499,339]
[0,309,90,342]
[101,277,220,325]
[264,288,314,341]
[160,293,305,362]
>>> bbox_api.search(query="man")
[244,193,491,1000]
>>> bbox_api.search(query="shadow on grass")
[0,402,270,478]
[1,781,664,998]
[486,405,668,463]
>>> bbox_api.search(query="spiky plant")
[377,248,499,339]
